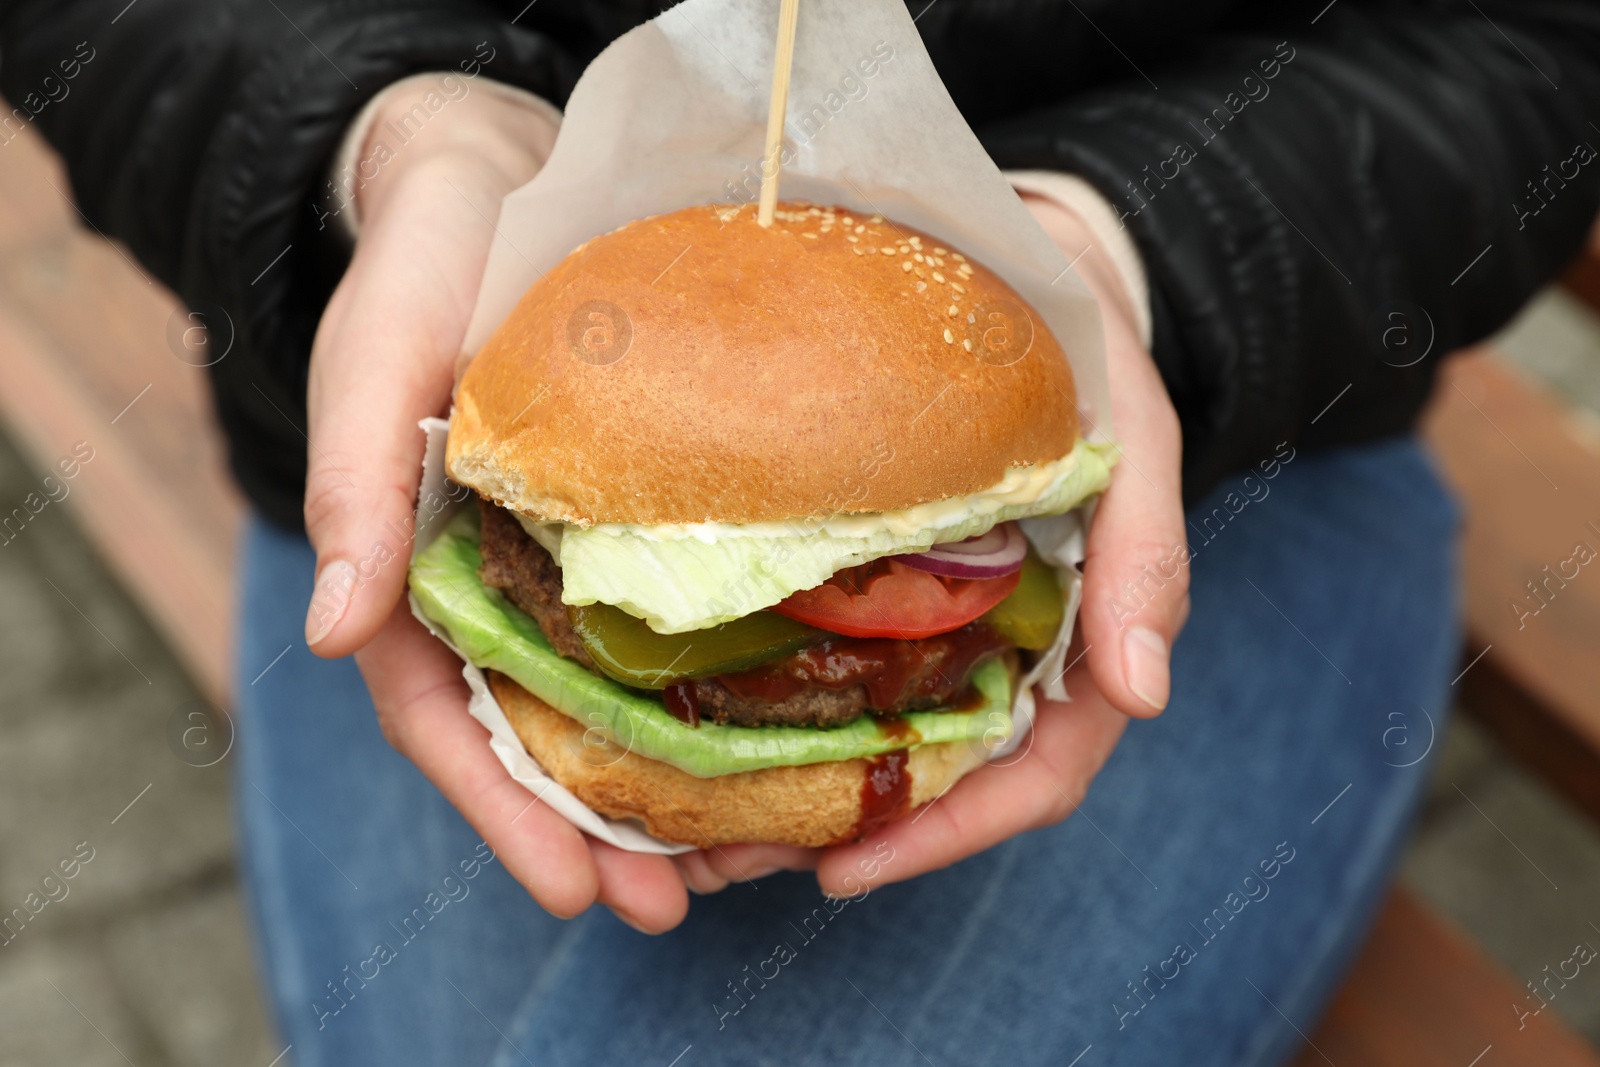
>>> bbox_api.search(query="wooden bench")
[1295,889,1600,1067]
[0,124,243,703]
[1425,348,1600,829]
[2,115,1598,1065]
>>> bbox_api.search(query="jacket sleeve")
[0,0,589,528]
[979,1,1600,504]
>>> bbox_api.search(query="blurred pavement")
[0,445,276,1067]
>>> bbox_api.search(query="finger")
[673,851,733,895]
[814,675,1126,896]
[356,603,601,919]
[591,841,689,933]
[707,843,820,883]
[303,178,499,658]
[673,842,818,895]
[1080,340,1188,718]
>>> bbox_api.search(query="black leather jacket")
[3,0,1598,528]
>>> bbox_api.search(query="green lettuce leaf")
[558,438,1118,633]
[410,509,1013,779]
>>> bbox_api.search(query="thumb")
[1019,190,1188,718]
[301,179,493,658]
[1079,350,1188,719]
[301,331,451,659]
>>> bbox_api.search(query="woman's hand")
[301,83,690,932]
[676,195,1189,896]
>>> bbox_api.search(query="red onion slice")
[898,522,1027,579]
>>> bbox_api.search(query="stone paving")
[0,288,1597,1062]
[0,437,276,1066]
[1406,718,1600,1039]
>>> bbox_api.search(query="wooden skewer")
[757,0,801,227]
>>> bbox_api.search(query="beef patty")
[476,498,999,728]
[477,501,596,669]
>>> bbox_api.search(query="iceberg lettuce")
[558,438,1117,633]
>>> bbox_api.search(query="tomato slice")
[771,557,1021,639]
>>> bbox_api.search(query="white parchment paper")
[411,0,1113,853]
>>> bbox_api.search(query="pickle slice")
[572,549,1062,687]
[979,552,1064,651]
[569,602,821,689]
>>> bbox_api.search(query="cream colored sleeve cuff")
[326,72,564,241]
[1005,169,1152,349]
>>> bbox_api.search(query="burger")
[409,200,1115,847]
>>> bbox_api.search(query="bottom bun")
[488,673,988,847]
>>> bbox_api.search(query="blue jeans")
[234,437,1459,1067]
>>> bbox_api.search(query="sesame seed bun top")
[446,201,1080,526]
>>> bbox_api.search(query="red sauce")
[851,750,912,839]
[662,682,700,727]
[875,716,921,744]
[715,623,1007,712]
[942,683,991,713]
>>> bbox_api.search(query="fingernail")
[682,870,727,896]
[614,909,653,934]
[1124,627,1170,712]
[305,560,358,645]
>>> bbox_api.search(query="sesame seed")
[914,267,925,278]
[951,283,965,294]
[934,247,947,255]
[909,236,923,248]
[953,253,966,262]
[932,272,945,283]
[846,235,858,243]
[947,304,958,315]
[898,245,910,254]
[853,246,864,255]
[967,312,976,324]
[802,232,818,239]
[902,261,913,272]
[855,225,866,234]
[915,281,928,292]
[870,214,883,222]
[913,253,924,263]
[943,329,954,343]
[843,217,854,226]
[820,226,832,233]
[881,247,896,255]
[963,338,973,352]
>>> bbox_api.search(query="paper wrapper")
[408,0,1113,854]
